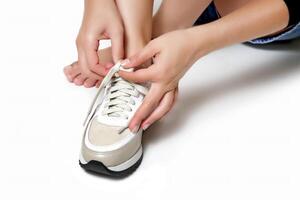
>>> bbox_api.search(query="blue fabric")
[194,3,220,25]
[249,22,300,44]
[194,3,300,44]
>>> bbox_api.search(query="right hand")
[76,0,124,80]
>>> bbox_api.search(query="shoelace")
[83,62,148,126]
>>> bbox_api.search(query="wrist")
[185,24,223,61]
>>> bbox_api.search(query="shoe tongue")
[115,67,150,94]
[95,65,150,126]
[100,76,135,119]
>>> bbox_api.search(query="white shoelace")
[84,62,148,126]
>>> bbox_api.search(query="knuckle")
[76,35,93,48]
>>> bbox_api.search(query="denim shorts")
[194,2,300,44]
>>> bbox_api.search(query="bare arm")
[119,0,291,130]
[190,0,289,56]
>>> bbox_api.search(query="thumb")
[121,41,158,68]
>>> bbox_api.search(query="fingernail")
[142,123,150,131]
[132,125,139,133]
[121,59,130,66]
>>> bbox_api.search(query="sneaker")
[79,62,148,177]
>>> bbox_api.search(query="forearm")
[189,0,289,56]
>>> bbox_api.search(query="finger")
[121,41,158,68]
[118,67,154,83]
[141,90,175,130]
[78,50,106,79]
[82,38,100,66]
[90,63,109,76]
[84,49,107,77]
[110,31,124,63]
[77,40,107,78]
[129,85,164,133]
[83,78,98,88]
[73,74,87,86]
[76,35,99,65]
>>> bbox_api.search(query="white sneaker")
[79,62,148,177]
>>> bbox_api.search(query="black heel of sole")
[79,154,143,178]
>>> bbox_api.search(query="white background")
[0,0,300,199]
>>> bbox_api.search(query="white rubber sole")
[79,146,143,172]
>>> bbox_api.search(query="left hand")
[119,29,201,132]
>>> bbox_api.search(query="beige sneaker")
[79,62,148,177]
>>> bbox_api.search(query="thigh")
[214,0,300,43]
[214,0,252,17]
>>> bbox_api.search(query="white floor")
[1,0,300,200]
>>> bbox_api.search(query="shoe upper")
[80,62,148,167]
[88,118,129,146]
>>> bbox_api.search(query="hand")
[76,0,124,81]
[119,29,204,132]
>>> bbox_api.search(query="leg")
[214,0,252,17]
[214,0,289,36]
[64,0,154,87]
[115,0,154,57]
[152,0,213,38]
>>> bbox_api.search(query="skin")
[74,0,124,86]
[115,0,153,57]
[64,47,113,87]
[64,0,289,132]
[152,0,213,38]
[64,0,153,87]
[120,0,289,131]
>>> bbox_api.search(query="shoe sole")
[79,147,143,178]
